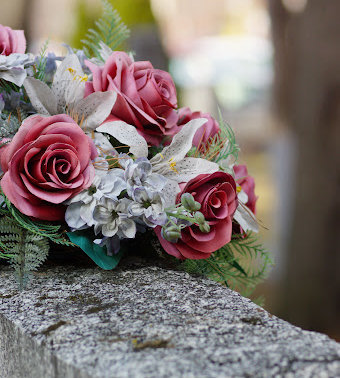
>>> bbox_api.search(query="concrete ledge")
[0,259,339,377]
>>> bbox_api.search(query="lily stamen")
[67,67,88,82]
[169,158,178,173]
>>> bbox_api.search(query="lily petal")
[150,118,208,165]
[237,189,248,204]
[52,54,85,111]
[23,77,58,115]
[162,179,180,208]
[233,202,259,233]
[0,67,26,87]
[96,120,148,158]
[159,157,219,183]
[75,91,117,131]
[98,41,114,62]
[91,132,116,156]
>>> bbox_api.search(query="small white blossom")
[0,53,34,86]
[93,197,136,239]
[122,157,167,196]
[129,188,167,227]
[64,169,126,230]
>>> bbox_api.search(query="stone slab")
[0,258,339,378]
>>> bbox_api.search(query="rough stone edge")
[0,313,91,378]
[0,261,339,378]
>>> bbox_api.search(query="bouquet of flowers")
[0,1,271,294]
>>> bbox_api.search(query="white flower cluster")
[65,157,168,254]
[0,53,34,87]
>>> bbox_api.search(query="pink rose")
[0,24,26,55]
[177,107,220,149]
[234,164,257,214]
[0,114,97,221]
[156,172,238,260]
[85,52,179,146]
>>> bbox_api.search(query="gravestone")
[0,258,339,378]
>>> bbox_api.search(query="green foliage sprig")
[0,194,73,246]
[0,79,20,94]
[215,108,240,164]
[187,110,240,168]
[81,0,130,60]
[180,232,272,302]
[0,217,49,290]
[0,190,73,289]
[34,39,49,82]
[0,109,27,139]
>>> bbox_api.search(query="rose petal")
[1,172,65,220]
[182,218,232,253]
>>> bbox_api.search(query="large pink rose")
[156,172,238,260]
[0,114,97,221]
[0,24,26,55]
[234,164,257,214]
[177,107,220,149]
[85,52,179,146]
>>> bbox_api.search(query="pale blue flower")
[97,118,219,208]
[123,157,167,196]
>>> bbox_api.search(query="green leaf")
[81,0,130,61]
[34,39,49,82]
[179,231,273,301]
[0,189,73,246]
[0,217,50,290]
[67,231,123,270]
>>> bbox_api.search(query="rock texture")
[0,258,339,378]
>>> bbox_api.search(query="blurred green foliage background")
[72,0,155,49]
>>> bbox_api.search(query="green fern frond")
[187,109,240,167]
[81,0,130,60]
[180,232,273,299]
[0,79,20,93]
[0,109,27,139]
[34,39,49,82]
[0,217,50,290]
[211,108,240,164]
[0,191,73,246]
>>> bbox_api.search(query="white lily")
[97,120,148,158]
[149,118,219,182]
[233,188,259,233]
[234,202,259,233]
[23,54,116,131]
[97,118,219,207]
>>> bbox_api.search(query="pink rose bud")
[0,24,26,55]
[234,164,258,214]
[177,107,220,149]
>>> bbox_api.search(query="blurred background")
[1,0,339,340]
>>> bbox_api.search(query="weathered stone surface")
[0,258,339,378]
